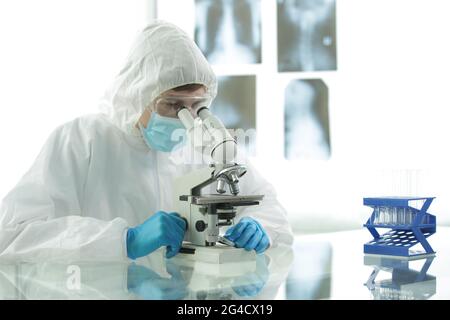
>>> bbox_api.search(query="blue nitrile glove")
[126,211,186,260]
[224,217,270,254]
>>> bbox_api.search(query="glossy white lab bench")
[0,227,448,300]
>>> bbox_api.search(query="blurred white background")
[0,0,153,200]
[1,0,449,234]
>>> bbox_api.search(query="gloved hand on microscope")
[127,211,187,260]
[224,217,270,254]
[126,213,269,259]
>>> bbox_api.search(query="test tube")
[383,207,389,225]
[388,207,393,225]
[406,208,412,225]
[384,206,389,224]
[373,206,379,224]
[397,207,405,225]
[411,209,416,225]
[377,207,383,224]
[381,207,387,225]
[391,207,397,225]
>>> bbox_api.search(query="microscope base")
[177,244,256,264]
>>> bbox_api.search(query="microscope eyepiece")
[176,105,188,116]
[196,106,209,117]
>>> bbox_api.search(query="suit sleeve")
[0,120,129,262]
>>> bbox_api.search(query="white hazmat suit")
[0,21,293,262]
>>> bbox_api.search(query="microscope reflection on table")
[170,254,269,300]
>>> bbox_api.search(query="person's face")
[139,86,210,128]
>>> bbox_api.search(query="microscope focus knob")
[195,220,207,232]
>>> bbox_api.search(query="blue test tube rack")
[363,197,436,257]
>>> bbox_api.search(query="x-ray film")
[195,0,262,64]
[284,79,331,160]
[278,0,337,72]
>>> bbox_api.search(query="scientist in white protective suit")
[0,21,293,262]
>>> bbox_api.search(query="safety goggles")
[152,94,212,119]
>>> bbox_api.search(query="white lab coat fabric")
[0,21,293,262]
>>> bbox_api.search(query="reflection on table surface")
[284,227,450,300]
[364,255,435,300]
[0,245,293,300]
[1,228,449,300]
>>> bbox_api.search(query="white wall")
[1,0,449,233]
[0,0,154,198]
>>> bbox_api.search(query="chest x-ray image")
[277,0,337,72]
[195,0,261,64]
[284,79,331,160]
[210,75,256,156]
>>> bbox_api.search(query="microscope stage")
[189,194,264,205]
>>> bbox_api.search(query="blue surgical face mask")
[139,112,187,152]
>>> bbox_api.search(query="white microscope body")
[174,107,263,263]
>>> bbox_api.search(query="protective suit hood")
[99,21,217,136]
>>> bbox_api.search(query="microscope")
[173,106,263,263]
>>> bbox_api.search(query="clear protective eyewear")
[152,94,212,119]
